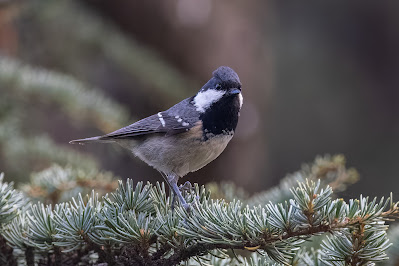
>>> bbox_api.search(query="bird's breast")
[184,133,233,174]
[126,121,234,177]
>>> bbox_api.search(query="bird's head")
[193,66,243,113]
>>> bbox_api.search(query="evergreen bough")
[0,156,397,265]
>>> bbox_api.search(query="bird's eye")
[215,84,222,89]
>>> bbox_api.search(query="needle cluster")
[0,158,397,265]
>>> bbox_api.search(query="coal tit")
[70,66,243,210]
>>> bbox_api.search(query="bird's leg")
[159,171,176,210]
[167,173,191,211]
[180,181,201,206]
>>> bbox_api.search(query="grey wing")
[101,97,200,139]
[101,113,193,139]
[69,97,201,144]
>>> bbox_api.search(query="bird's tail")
[69,136,114,145]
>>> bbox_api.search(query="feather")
[100,111,196,139]
[69,136,114,145]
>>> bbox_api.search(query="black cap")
[213,66,240,84]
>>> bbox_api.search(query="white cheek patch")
[238,93,243,109]
[193,89,225,113]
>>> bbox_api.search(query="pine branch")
[248,154,359,206]
[0,56,130,180]
[0,56,130,132]
[157,223,334,266]
[0,173,27,225]
[20,164,118,204]
[0,161,397,265]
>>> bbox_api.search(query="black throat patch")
[200,94,241,140]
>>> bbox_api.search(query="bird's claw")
[179,181,193,192]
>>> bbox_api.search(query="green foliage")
[0,157,397,265]
[0,55,129,181]
[21,0,198,102]
[320,195,393,265]
[53,192,101,252]
[0,56,130,132]
[248,154,359,206]
[0,173,27,225]
[20,164,118,204]
[25,203,61,251]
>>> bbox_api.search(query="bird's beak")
[228,88,241,95]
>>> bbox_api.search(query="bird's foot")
[180,181,201,207]
[179,181,193,192]
[167,175,199,214]
[171,198,193,213]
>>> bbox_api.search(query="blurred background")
[0,0,398,199]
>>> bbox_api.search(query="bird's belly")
[184,134,233,174]
[124,134,233,177]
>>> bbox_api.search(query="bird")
[69,66,243,210]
